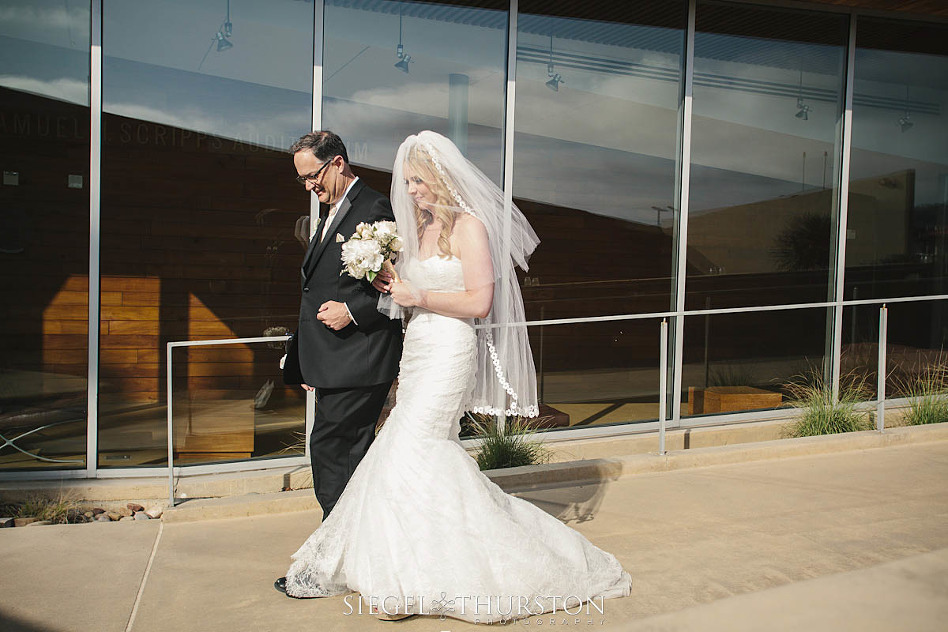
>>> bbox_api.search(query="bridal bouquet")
[340,220,403,282]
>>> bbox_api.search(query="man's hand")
[301,383,315,392]
[317,300,352,331]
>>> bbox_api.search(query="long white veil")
[380,131,540,418]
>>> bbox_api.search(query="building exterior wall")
[1,0,946,477]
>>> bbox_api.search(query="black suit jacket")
[295,179,403,389]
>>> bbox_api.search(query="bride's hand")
[389,279,423,308]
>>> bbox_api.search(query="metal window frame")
[305,0,325,466]
[831,14,858,402]
[86,0,103,477]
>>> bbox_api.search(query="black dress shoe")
[274,577,297,598]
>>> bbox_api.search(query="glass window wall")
[322,0,508,184]
[0,0,90,470]
[845,19,948,302]
[682,307,830,419]
[98,0,313,467]
[514,1,686,321]
[687,2,848,311]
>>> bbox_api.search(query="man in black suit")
[288,131,402,520]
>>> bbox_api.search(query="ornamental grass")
[785,370,873,437]
[467,413,551,471]
[896,360,948,426]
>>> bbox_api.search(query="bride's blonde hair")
[404,145,458,258]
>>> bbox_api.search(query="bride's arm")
[390,215,494,319]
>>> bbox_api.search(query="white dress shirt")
[318,177,360,325]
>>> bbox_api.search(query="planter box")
[688,386,783,415]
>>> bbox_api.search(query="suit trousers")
[309,381,392,519]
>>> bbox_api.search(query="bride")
[278,131,632,622]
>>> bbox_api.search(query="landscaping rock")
[145,506,163,519]
[133,512,151,521]
[84,511,94,519]
[26,520,52,527]
[127,503,145,513]
[95,513,111,522]
[91,508,106,516]
[0,517,14,528]
[14,517,41,527]
[107,512,122,521]
[119,506,133,518]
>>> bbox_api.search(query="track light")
[795,97,809,120]
[395,55,412,73]
[545,32,564,92]
[394,11,412,73]
[899,85,914,132]
[899,114,913,132]
[216,31,233,52]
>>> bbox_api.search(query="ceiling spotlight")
[216,31,233,52]
[899,114,913,132]
[395,55,412,73]
[546,73,563,91]
[795,97,810,120]
[899,85,913,132]
[394,11,412,73]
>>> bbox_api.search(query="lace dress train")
[284,258,632,622]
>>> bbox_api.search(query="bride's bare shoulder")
[453,212,488,238]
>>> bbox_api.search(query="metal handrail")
[166,335,292,507]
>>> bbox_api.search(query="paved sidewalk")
[1,439,947,632]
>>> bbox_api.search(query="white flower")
[355,222,374,240]
[374,221,397,242]
[340,220,403,282]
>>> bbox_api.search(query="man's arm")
[341,196,397,327]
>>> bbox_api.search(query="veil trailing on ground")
[379,130,540,418]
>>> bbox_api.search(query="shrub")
[899,361,948,426]
[468,413,550,471]
[785,371,873,437]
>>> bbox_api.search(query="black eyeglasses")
[295,156,336,186]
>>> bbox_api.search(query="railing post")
[877,304,887,432]
[659,319,668,455]
[167,342,175,507]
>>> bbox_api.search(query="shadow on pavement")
[0,609,61,632]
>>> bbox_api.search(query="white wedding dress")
[284,257,632,622]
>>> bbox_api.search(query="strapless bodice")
[402,256,465,293]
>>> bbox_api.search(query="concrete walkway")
[1,438,947,632]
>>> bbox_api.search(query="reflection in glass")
[0,0,90,469]
[99,0,312,466]
[682,308,829,418]
[322,0,507,182]
[687,3,848,310]
[522,319,665,431]
[842,301,948,409]
[514,1,685,320]
[846,19,948,301]
[169,343,305,465]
